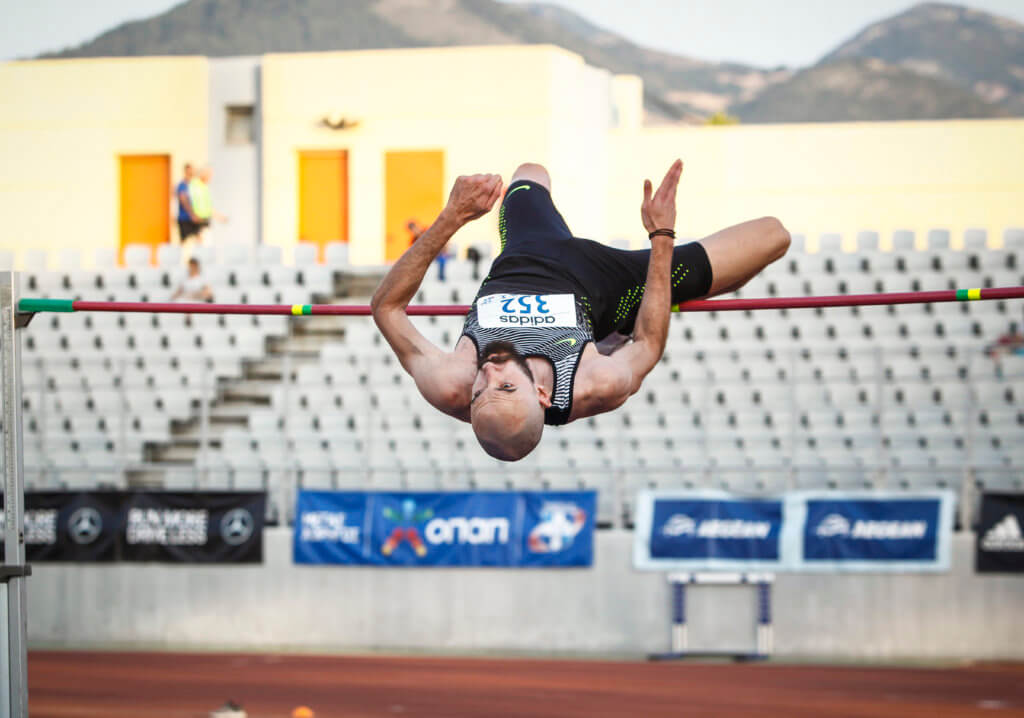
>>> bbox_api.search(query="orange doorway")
[385,150,444,262]
[119,154,170,264]
[298,150,349,259]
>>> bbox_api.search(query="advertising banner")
[294,490,595,567]
[120,492,265,563]
[976,493,1024,574]
[1,491,265,563]
[1,492,122,562]
[633,491,785,571]
[798,493,953,571]
[633,490,955,572]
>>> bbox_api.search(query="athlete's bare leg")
[698,217,790,297]
[510,162,552,191]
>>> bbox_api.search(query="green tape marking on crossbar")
[290,304,312,316]
[17,298,75,313]
[955,288,981,301]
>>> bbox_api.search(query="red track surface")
[27,651,1024,718]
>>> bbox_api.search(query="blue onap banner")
[293,490,595,567]
[634,490,955,572]
[635,491,785,571]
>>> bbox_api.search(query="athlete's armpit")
[567,348,636,421]
[371,306,476,421]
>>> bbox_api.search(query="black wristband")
[648,228,676,240]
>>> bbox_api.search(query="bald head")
[470,341,549,461]
[472,396,544,461]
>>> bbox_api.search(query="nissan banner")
[294,490,595,567]
[634,490,954,572]
[633,491,785,571]
[976,493,1024,574]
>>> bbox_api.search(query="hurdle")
[648,572,775,662]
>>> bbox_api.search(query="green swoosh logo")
[554,337,578,347]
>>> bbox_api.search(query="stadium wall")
[27,529,1024,659]
[207,56,261,247]
[609,120,1024,249]
[0,57,208,266]
[259,45,622,265]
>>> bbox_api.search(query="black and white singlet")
[459,178,714,426]
[462,292,593,425]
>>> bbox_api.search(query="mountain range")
[41,0,1024,124]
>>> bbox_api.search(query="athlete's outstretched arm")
[571,160,682,417]
[371,173,503,415]
[372,173,502,312]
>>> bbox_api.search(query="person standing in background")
[176,163,201,245]
[189,166,228,242]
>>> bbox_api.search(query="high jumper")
[370,160,791,460]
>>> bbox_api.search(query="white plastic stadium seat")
[891,230,916,252]
[256,244,283,265]
[123,244,151,268]
[294,242,319,266]
[221,243,253,266]
[927,229,951,251]
[156,243,182,268]
[963,228,988,250]
[856,231,880,252]
[23,249,49,270]
[324,242,349,267]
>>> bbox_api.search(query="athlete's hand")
[444,174,504,225]
[641,159,683,235]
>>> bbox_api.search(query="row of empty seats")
[10,228,1024,527]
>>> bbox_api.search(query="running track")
[28,651,1024,717]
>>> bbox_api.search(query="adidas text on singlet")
[461,292,593,425]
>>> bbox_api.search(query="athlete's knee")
[759,216,790,262]
[510,162,551,191]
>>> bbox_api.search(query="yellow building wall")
[261,45,597,265]
[609,120,1024,250]
[0,57,208,268]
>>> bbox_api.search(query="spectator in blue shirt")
[176,163,200,244]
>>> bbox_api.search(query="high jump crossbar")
[15,286,1024,317]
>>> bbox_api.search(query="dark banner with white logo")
[1,492,264,563]
[120,492,265,563]
[293,490,595,567]
[634,490,954,572]
[1,492,123,562]
[976,493,1024,574]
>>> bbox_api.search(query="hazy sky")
[2,0,1023,67]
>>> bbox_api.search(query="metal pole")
[15,285,1024,317]
[1,270,29,718]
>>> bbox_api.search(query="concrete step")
[221,379,279,402]
[269,334,331,355]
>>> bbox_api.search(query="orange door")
[119,154,170,264]
[385,150,444,262]
[298,150,349,259]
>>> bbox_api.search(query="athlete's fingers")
[643,179,653,205]
[486,176,504,209]
[655,159,683,201]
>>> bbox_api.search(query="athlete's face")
[469,342,546,461]
[470,342,535,413]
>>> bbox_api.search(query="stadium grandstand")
[10,226,1023,528]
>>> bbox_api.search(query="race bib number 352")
[477,294,577,328]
